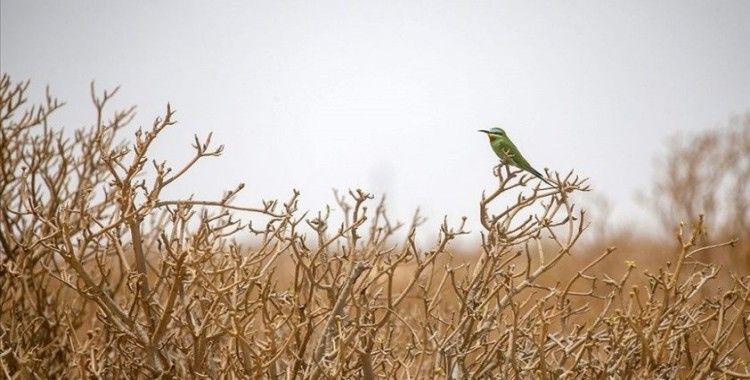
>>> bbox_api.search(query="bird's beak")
[478,129,490,134]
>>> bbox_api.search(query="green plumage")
[479,127,551,185]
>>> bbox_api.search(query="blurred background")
[2,0,749,243]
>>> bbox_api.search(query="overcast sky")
[2,1,749,240]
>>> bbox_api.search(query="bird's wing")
[507,142,547,181]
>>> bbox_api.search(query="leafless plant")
[0,75,746,378]
[645,114,749,251]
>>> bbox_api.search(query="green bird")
[479,127,552,186]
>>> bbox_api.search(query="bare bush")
[645,114,750,249]
[0,75,747,378]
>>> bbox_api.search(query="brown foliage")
[0,75,747,378]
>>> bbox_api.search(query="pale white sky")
[2,1,749,239]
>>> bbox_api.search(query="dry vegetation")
[1,74,749,378]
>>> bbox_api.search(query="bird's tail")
[528,167,553,187]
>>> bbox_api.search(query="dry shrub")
[644,114,750,260]
[0,75,747,378]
